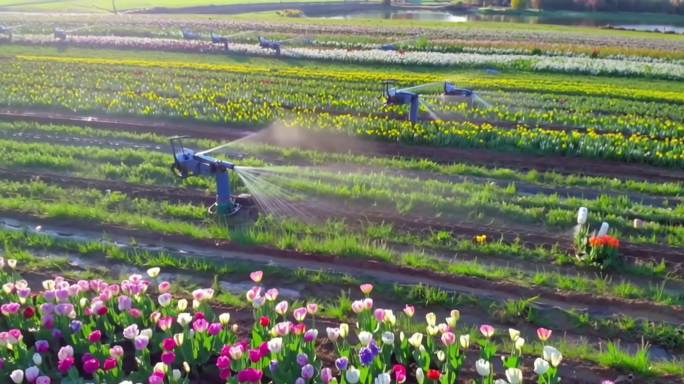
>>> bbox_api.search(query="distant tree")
[511,0,527,9]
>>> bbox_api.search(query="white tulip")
[508,328,520,341]
[577,207,588,225]
[416,367,425,384]
[408,332,423,348]
[515,337,525,351]
[358,331,373,347]
[345,366,360,384]
[33,353,42,365]
[374,372,391,384]
[381,331,394,345]
[597,222,610,236]
[506,368,523,384]
[534,357,550,375]
[10,369,23,383]
[475,359,490,377]
[543,345,563,367]
[459,334,470,349]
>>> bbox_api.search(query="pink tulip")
[83,358,100,374]
[403,305,415,317]
[216,355,231,370]
[148,373,164,384]
[193,318,209,333]
[537,327,552,342]
[293,307,307,322]
[250,271,263,283]
[57,357,75,373]
[374,308,386,322]
[265,288,279,301]
[36,376,50,384]
[274,321,291,336]
[161,352,175,365]
[110,345,124,359]
[158,316,173,331]
[103,358,117,371]
[441,331,456,346]
[480,324,495,338]
[88,330,102,343]
[360,283,374,295]
[275,300,288,316]
[249,348,262,363]
[208,322,223,336]
[363,298,373,310]
[158,281,171,293]
[1,303,20,315]
[306,303,319,315]
[237,368,263,383]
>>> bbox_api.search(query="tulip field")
[0,7,683,384]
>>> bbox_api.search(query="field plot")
[0,7,683,384]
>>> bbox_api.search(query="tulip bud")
[577,207,588,225]
[33,353,42,366]
[598,222,610,236]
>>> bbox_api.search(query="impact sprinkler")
[170,136,249,216]
[54,28,67,40]
[383,80,420,123]
[211,32,229,50]
[258,36,282,55]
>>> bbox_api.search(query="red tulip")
[260,316,270,327]
[427,369,441,381]
[23,307,35,319]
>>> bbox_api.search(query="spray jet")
[383,80,489,123]
[210,30,254,51]
[181,28,201,40]
[53,25,94,41]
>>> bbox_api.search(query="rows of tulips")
[11,34,684,79]
[3,57,683,167]
[2,12,683,55]
[0,262,572,384]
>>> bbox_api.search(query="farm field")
[0,5,683,384]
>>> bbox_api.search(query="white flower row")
[14,34,684,79]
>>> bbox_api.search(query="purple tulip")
[134,336,149,351]
[70,320,82,333]
[269,360,279,374]
[296,352,308,366]
[359,347,374,366]
[301,364,315,380]
[335,356,349,371]
[208,322,222,336]
[35,340,50,353]
[295,378,305,384]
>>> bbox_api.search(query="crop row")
[13,34,684,79]
[1,133,682,249]
[1,12,683,58]
[0,172,681,309]
[3,121,683,198]
[2,56,683,166]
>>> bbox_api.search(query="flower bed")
[12,34,684,80]
[0,263,569,383]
